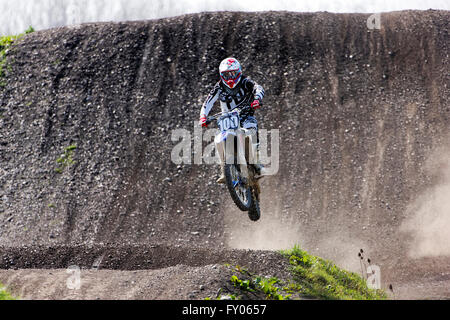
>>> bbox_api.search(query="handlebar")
[200,102,263,128]
[204,105,256,126]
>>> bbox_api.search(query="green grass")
[0,26,34,86]
[211,246,387,300]
[55,144,77,173]
[207,264,290,300]
[230,273,290,300]
[0,284,17,300]
[279,245,387,300]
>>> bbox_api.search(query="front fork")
[215,129,259,183]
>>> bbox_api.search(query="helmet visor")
[221,70,240,81]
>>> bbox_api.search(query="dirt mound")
[0,244,292,300]
[1,10,449,299]
[0,244,290,277]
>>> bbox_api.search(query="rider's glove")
[199,115,208,128]
[251,99,261,110]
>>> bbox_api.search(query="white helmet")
[219,57,242,89]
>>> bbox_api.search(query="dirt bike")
[205,105,262,221]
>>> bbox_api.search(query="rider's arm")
[200,83,220,117]
[243,77,265,101]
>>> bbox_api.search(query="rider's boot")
[254,163,264,176]
[217,165,226,184]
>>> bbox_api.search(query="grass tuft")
[0,284,17,300]
[0,26,34,86]
[279,245,387,300]
[55,144,77,173]
[211,246,388,300]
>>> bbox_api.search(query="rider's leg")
[216,140,226,184]
[216,132,227,184]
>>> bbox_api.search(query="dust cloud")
[400,144,450,258]
[223,180,367,274]
[224,181,305,251]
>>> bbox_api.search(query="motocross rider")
[199,57,265,184]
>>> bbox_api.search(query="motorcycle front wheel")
[224,163,252,211]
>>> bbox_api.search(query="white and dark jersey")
[200,76,265,119]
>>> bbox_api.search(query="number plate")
[218,113,239,132]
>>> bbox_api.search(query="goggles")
[221,70,240,81]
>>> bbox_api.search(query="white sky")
[0,0,449,35]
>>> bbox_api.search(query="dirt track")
[0,10,449,299]
[0,245,292,300]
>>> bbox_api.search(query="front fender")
[214,130,236,144]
